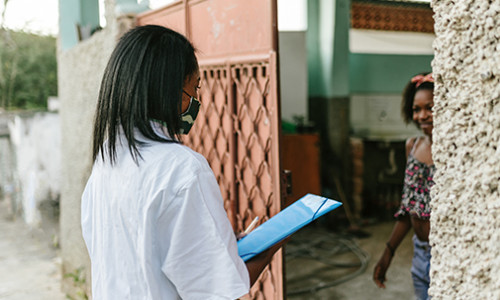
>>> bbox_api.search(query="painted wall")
[8,113,61,226]
[307,0,350,98]
[59,0,100,51]
[350,94,420,140]
[430,0,500,298]
[279,31,307,123]
[349,53,433,140]
[307,8,435,139]
[350,29,434,55]
[349,53,433,94]
[348,29,434,140]
[58,29,113,297]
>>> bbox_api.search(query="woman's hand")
[373,217,411,288]
[236,232,247,241]
[373,249,393,288]
[245,237,289,286]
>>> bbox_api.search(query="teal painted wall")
[59,0,100,50]
[307,0,350,98]
[307,0,325,96]
[59,0,150,50]
[330,0,350,97]
[306,0,434,96]
[349,53,434,94]
[80,0,100,30]
[59,0,82,51]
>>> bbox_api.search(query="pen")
[244,216,259,234]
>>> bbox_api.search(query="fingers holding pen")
[236,216,259,240]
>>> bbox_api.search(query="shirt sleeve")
[159,169,250,300]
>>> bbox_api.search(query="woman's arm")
[373,138,417,288]
[373,215,412,288]
[245,239,287,286]
[405,137,417,159]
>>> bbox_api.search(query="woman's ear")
[183,72,193,87]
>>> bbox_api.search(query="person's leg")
[411,235,431,300]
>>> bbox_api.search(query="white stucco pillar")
[430,0,500,298]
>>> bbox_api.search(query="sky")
[0,0,59,36]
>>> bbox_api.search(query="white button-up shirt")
[81,124,250,299]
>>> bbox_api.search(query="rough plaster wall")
[430,0,500,299]
[57,2,139,294]
[58,0,143,296]
[58,29,115,296]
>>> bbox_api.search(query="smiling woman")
[373,72,435,300]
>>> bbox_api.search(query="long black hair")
[93,25,198,164]
[401,72,434,126]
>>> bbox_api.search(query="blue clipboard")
[237,193,342,262]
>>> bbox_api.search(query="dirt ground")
[0,196,415,300]
[285,221,415,300]
[0,199,65,300]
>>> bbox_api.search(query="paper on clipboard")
[237,193,342,262]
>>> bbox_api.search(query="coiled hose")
[286,231,370,296]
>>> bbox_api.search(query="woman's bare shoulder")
[405,136,419,157]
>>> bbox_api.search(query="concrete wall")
[8,113,61,226]
[0,123,20,217]
[58,28,112,298]
[430,0,500,298]
[57,0,136,295]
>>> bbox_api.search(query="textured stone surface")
[58,28,113,298]
[57,0,136,296]
[430,0,500,298]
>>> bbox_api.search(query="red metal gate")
[137,1,283,298]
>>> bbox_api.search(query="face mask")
[180,91,201,134]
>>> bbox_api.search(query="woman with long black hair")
[81,25,280,299]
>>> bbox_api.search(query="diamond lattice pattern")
[184,61,282,299]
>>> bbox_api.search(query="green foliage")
[64,267,89,300]
[64,266,86,284]
[0,29,57,110]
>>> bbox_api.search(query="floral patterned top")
[394,145,436,220]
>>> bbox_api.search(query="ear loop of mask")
[182,90,194,115]
[179,90,201,134]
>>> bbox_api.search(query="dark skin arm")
[245,238,288,286]
[373,215,412,288]
[373,136,417,288]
